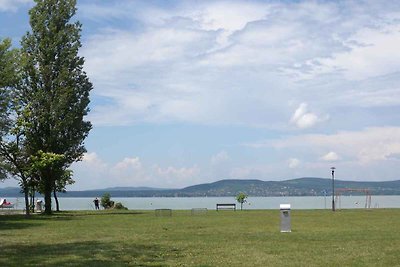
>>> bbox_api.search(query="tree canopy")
[236,192,248,210]
[0,0,92,215]
[0,38,19,181]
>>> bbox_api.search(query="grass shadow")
[79,211,145,216]
[0,211,146,231]
[51,210,146,217]
[0,214,45,231]
[0,240,181,266]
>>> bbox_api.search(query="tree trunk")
[23,183,30,216]
[44,178,52,214]
[53,188,60,212]
[29,186,35,213]
[19,176,31,216]
[241,202,243,210]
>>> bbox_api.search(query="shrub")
[114,202,128,210]
[236,192,248,210]
[100,193,127,210]
[100,193,113,209]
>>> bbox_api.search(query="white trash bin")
[280,204,291,232]
[36,200,43,213]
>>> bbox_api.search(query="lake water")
[6,195,400,210]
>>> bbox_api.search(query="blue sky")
[1,0,400,189]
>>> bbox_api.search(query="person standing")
[93,198,100,210]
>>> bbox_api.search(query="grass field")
[0,209,399,266]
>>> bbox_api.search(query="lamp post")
[331,167,336,211]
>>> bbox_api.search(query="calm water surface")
[7,195,400,210]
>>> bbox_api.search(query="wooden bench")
[216,203,236,211]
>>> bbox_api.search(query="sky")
[1,0,400,190]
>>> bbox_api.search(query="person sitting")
[0,199,13,208]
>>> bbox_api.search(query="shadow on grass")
[0,214,56,230]
[0,240,181,266]
[65,211,146,217]
[0,214,77,231]
[0,211,145,231]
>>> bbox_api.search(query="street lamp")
[331,167,336,211]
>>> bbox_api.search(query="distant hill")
[89,186,170,191]
[178,178,400,197]
[0,187,22,197]
[1,178,400,197]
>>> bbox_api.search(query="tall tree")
[0,131,35,215]
[0,38,35,215]
[0,38,12,182]
[19,0,92,214]
[0,38,13,181]
[0,38,16,141]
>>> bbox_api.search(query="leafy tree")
[0,38,17,136]
[18,0,92,214]
[29,150,72,212]
[0,39,36,215]
[0,38,12,181]
[100,193,114,209]
[0,134,35,215]
[236,192,248,210]
[53,169,74,211]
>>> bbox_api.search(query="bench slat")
[216,203,236,211]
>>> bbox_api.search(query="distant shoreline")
[2,177,400,197]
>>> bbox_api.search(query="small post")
[331,167,336,211]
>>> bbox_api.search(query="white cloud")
[0,0,31,12]
[254,127,400,165]
[155,165,198,180]
[290,103,327,129]
[72,153,200,189]
[211,151,229,165]
[321,152,339,162]
[114,157,142,171]
[288,158,300,168]
[299,24,400,81]
[79,1,400,130]
[81,152,107,168]
[153,165,200,188]
[190,1,269,32]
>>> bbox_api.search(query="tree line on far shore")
[0,0,92,215]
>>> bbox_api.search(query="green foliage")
[1,1,91,215]
[0,164,6,180]
[114,202,128,210]
[100,193,113,209]
[236,192,248,210]
[0,38,19,182]
[54,169,74,193]
[100,193,127,210]
[15,0,92,214]
[29,150,65,172]
[0,38,19,136]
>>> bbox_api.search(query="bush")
[100,193,127,210]
[100,193,113,209]
[114,202,128,210]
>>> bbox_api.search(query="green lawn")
[0,209,399,266]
